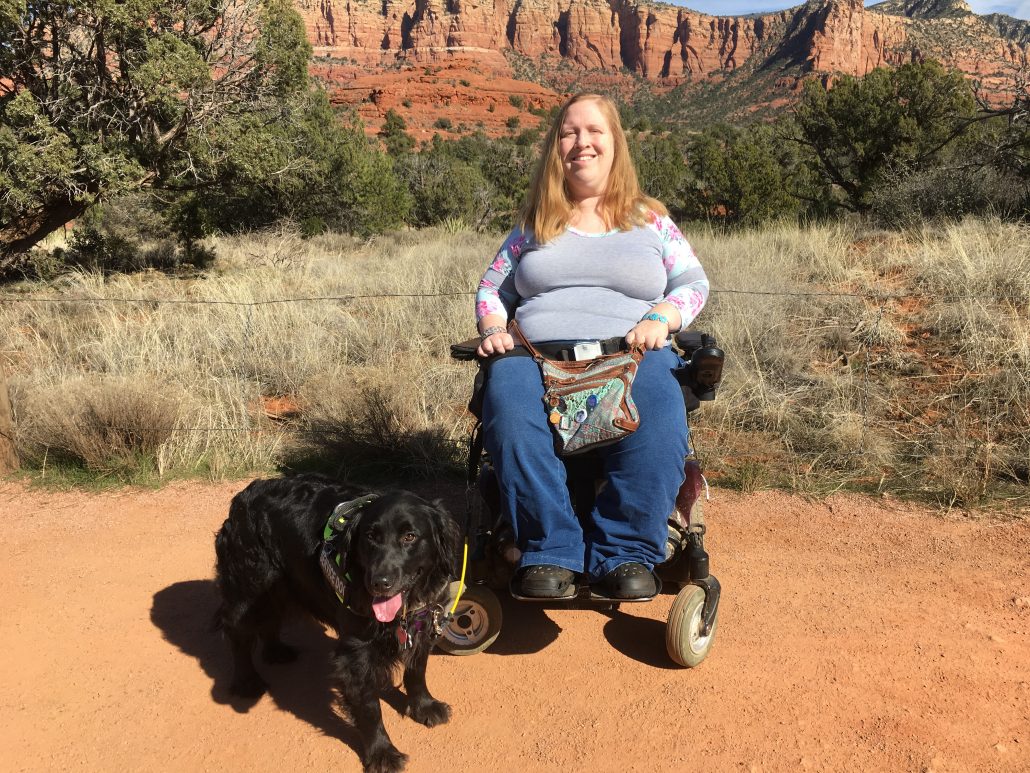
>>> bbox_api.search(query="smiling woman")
[558,100,616,215]
[471,92,711,601]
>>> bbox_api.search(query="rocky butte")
[293,0,1029,137]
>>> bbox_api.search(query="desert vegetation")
[1,219,1027,509]
[2,2,1028,508]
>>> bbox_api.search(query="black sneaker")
[601,562,656,599]
[515,564,577,598]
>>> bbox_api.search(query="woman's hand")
[625,319,670,350]
[477,315,515,357]
[477,331,515,357]
[626,304,680,350]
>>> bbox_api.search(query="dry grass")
[1,218,1028,507]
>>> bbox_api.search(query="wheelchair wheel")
[666,583,717,667]
[436,585,503,656]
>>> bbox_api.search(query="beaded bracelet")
[479,325,507,339]
[640,312,670,326]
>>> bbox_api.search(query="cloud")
[669,2,798,15]
[672,1,1028,19]
[980,1,1030,18]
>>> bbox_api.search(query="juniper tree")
[789,61,977,212]
[0,0,405,270]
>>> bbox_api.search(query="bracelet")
[479,325,507,339]
[640,312,670,326]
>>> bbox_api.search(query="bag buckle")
[573,341,602,360]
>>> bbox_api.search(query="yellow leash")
[449,540,469,615]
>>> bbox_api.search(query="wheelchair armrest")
[674,330,705,355]
[450,338,481,361]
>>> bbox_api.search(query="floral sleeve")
[475,227,530,322]
[647,213,709,329]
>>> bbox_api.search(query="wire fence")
[0,287,1017,305]
[1,283,1026,501]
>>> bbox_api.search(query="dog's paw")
[262,641,299,664]
[407,698,451,728]
[229,674,268,699]
[363,744,408,773]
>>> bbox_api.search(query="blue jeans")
[481,346,689,580]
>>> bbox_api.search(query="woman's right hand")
[477,331,515,358]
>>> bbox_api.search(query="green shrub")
[395,153,493,227]
[869,165,1027,228]
[67,194,214,274]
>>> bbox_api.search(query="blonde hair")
[519,93,667,243]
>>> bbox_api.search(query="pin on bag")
[510,321,644,456]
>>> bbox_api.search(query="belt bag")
[510,321,644,456]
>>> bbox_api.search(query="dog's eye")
[401,532,417,544]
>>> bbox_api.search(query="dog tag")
[549,410,561,425]
[396,626,408,647]
[586,394,598,409]
[574,409,587,423]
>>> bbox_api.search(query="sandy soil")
[1,479,1027,773]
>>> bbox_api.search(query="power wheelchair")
[440,330,724,667]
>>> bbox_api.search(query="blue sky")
[672,1,1029,19]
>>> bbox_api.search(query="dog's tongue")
[372,593,403,623]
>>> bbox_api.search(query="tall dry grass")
[1,218,1027,506]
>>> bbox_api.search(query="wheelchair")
[441,330,724,667]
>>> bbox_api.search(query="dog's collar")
[395,598,449,649]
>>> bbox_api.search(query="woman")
[474,93,709,599]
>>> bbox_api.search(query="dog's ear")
[429,499,462,575]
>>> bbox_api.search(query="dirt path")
[1,480,1027,773]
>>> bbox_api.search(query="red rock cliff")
[299,0,1026,79]
[301,0,1028,136]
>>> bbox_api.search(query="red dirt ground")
[1,480,1027,772]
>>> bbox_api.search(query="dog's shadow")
[150,580,382,755]
[150,579,563,751]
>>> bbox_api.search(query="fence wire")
[0,287,1016,305]
[1,285,1026,497]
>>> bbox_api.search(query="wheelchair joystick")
[688,335,724,402]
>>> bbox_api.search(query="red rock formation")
[315,59,563,141]
[299,0,1029,136]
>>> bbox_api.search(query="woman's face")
[558,99,615,200]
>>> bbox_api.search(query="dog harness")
[319,494,379,605]
[319,494,469,650]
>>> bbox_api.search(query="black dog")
[213,474,461,773]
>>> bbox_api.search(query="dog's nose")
[371,576,396,595]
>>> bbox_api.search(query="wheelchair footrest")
[509,582,659,604]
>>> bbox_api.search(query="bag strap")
[507,319,542,360]
[508,319,645,363]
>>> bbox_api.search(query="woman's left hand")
[625,319,670,350]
